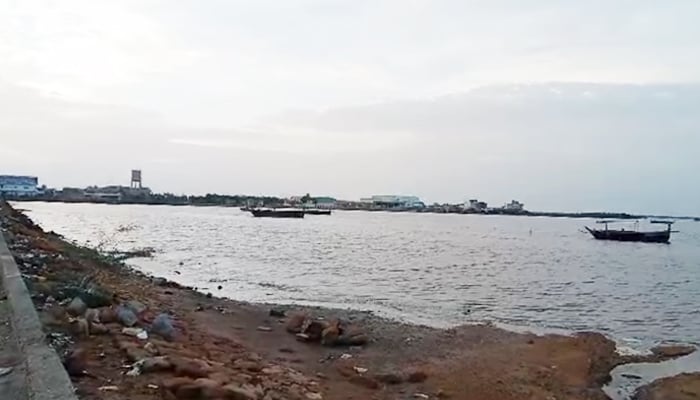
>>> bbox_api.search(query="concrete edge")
[0,233,79,400]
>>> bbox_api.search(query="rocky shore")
[0,201,697,400]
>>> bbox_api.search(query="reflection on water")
[19,202,700,350]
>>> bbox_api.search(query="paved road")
[0,272,28,400]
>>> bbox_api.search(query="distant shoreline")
[8,197,698,221]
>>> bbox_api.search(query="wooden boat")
[249,209,304,218]
[303,209,332,215]
[585,220,674,243]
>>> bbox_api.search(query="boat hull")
[303,209,331,215]
[585,227,670,243]
[250,209,305,218]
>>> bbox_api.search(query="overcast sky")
[2,0,699,215]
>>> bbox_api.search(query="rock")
[337,333,369,346]
[321,323,340,346]
[306,393,323,400]
[63,348,87,376]
[141,356,173,373]
[122,327,147,338]
[303,320,328,342]
[66,297,87,317]
[286,312,308,333]
[151,313,176,341]
[60,284,113,308]
[233,359,263,373]
[223,384,259,400]
[407,370,428,383]
[70,318,90,337]
[153,277,168,286]
[257,326,272,332]
[144,342,160,356]
[269,308,286,318]
[98,307,118,323]
[125,300,148,315]
[89,322,109,335]
[375,373,404,385]
[172,358,212,379]
[84,308,100,323]
[116,305,138,327]
[651,344,696,358]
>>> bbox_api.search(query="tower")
[130,170,142,189]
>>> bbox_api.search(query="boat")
[249,209,305,218]
[585,220,675,243]
[303,209,332,215]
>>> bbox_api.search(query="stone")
[66,297,87,317]
[303,321,328,342]
[286,312,308,333]
[142,356,173,373]
[257,326,272,332]
[153,277,168,286]
[223,384,259,400]
[89,322,109,335]
[407,370,428,383]
[116,305,138,327]
[651,345,696,358]
[63,348,88,377]
[233,359,263,373]
[98,307,118,323]
[321,324,340,346]
[125,300,148,315]
[151,313,176,341]
[172,357,212,379]
[269,308,286,318]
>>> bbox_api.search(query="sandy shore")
[0,201,696,400]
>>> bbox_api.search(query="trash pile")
[285,311,369,347]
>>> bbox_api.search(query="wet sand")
[0,201,697,400]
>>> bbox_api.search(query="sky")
[1,0,700,215]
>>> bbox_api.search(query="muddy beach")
[0,201,697,400]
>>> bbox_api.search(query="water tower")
[130,170,142,189]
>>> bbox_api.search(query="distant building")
[312,196,337,209]
[0,175,40,197]
[366,195,425,209]
[464,199,488,212]
[504,200,524,212]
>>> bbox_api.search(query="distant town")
[0,171,690,220]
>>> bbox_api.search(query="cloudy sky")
[2,0,699,215]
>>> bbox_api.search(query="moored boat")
[303,209,332,215]
[249,209,305,218]
[585,220,675,243]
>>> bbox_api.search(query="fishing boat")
[585,220,675,243]
[303,209,332,215]
[249,209,305,218]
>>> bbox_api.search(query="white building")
[0,175,40,197]
[504,200,524,211]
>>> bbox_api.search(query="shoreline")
[1,200,698,399]
[12,197,695,221]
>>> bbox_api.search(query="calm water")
[17,202,700,349]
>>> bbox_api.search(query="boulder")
[286,312,308,333]
[124,300,147,315]
[66,297,87,317]
[116,305,138,327]
[151,313,176,341]
[141,356,173,373]
[172,358,212,379]
[651,345,696,359]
